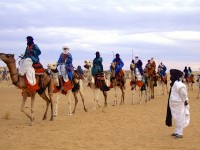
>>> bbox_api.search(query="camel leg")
[79,90,87,112]
[66,91,72,115]
[197,86,200,99]
[96,89,101,107]
[72,91,78,114]
[92,88,97,110]
[29,94,36,126]
[145,87,148,103]
[131,88,135,105]
[103,91,107,107]
[48,79,54,121]
[113,86,117,106]
[40,92,51,120]
[54,93,60,117]
[20,93,33,122]
[120,87,125,105]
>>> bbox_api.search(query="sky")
[0,0,200,72]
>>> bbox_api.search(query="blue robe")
[111,58,124,74]
[23,44,41,64]
[92,57,103,76]
[57,53,74,80]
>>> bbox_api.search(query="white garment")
[169,81,190,135]
[60,64,68,82]
[135,68,142,81]
[18,58,36,85]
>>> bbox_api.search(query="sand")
[0,77,200,150]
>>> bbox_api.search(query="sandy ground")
[0,76,200,150]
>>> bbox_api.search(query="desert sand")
[0,75,200,150]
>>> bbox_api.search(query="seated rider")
[91,51,110,91]
[19,36,44,92]
[145,57,157,86]
[57,45,74,93]
[183,66,188,79]
[131,55,144,76]
[110,53,125,87]
[158,62,167,78]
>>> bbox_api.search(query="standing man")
[166,69,190,139]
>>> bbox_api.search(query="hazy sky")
[0,0,200,71]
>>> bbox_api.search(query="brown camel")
[110,62,125,105]
[130,63,148,104]
[157,68,169,95]
[47,63,87,115]
[0,53,54,126]
[183,74,195,91]
[144,64,156,99]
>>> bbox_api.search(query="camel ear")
[11,54,14,57]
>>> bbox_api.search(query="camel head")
[0,53,15,64]
[47,63,57,70]
[110,62,116,70]
[130,63,135,71]
[84,60,92,69]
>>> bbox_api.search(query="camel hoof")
[68,113,73,115]
[49,118,54,121]
[28,122,34,126]
[84,109,88,112]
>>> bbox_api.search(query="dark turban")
[170,69,183,86]
[96,51,100,58]
[26,36,34,46]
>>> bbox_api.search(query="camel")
[184,74,195,91]
[197,75,200,99]
[47,63,87,116]
[130,63,148,104]
[84,60,108,110]
[110,62,125,105]
[144,64,156,99]
[0,53,54,126]
[157,68,169,95]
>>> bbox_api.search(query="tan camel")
[157,68,169,95]
[0,53,54,126]
[110,62,125,106]
[130,63,148,104]
[84,60,108,110]
[47,63,87,115]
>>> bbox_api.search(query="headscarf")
[26,36,34,46]
[96,51,100,58]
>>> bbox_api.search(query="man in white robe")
[168,69,190,139]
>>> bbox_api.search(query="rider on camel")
[19,36,44,94]
[144,57,157,86]
[91,51,110,91]
[110,53,125,87]
[57,45,74,94]
[131,55,144,76]
[158,62,167,78]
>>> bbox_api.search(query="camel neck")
[7,61,19,86]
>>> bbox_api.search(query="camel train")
[1,52,199,126]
